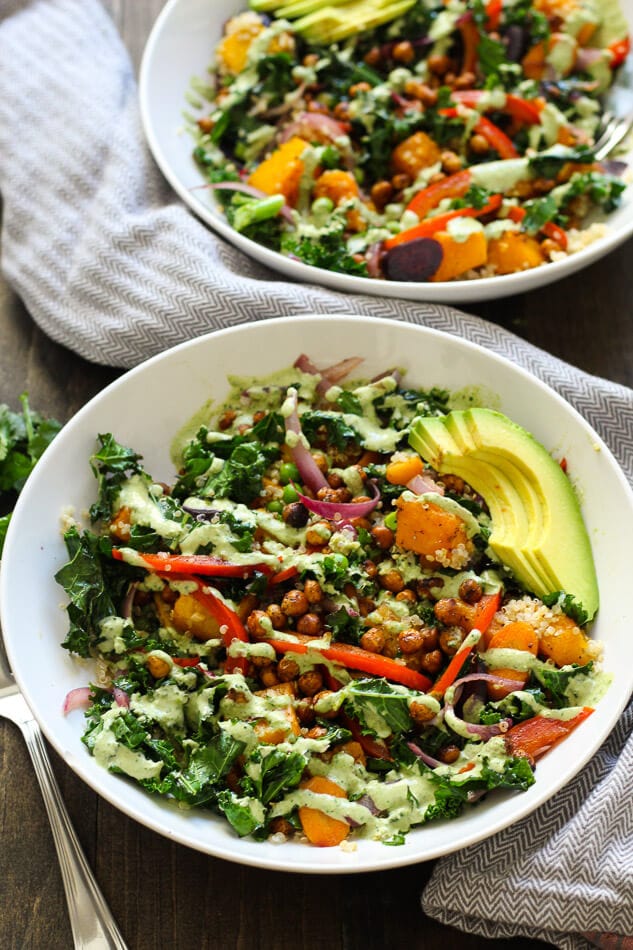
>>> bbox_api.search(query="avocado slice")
[255,0,416,42]
[409,408,599,620]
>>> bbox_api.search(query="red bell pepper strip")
[431,638,477,698]
[541,220,568,249]
[180,575,250,674]
[264,634,432,691]
[340,711,393,761]
[485,0,503,32]
[451,90,542,125]
[406,169,473,218]
[474,115,519,158]
[431,591,501,696]
[112,548,271,578]
[172,656,203,667]
[505,707,594,760]
[269,565,300,585]
[465,590,502,633]
[384,193,502,250]
[609,36,630,68]
[505,206,568,249]
[459,18,480,75]
[438,107,518,158]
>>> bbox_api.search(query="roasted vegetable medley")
[187,0,631,282]
[57,356,608,846]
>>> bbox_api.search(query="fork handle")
[19,718,128,949]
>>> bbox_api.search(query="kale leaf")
[345,679,414,736]
[55,527,140,657]
[89,433,144,522]
[204,441,271,505]
[532,661,593,708]
[281,232,369,277]
[0,395,62,554]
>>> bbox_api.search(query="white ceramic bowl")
[139,0,633,303]
[2,316,633,873]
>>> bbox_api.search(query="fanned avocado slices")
[409,408,599,620]
[249,0,416,42]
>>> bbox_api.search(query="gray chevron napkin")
[1,2,633,947]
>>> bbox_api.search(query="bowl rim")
[2,313,633,873]
[137,0,633,304]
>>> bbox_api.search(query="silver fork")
[594,81,633,160]
[0,629,128,949]
[594,108,633,160]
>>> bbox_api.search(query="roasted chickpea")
[441,149,462,175]
[246,609,270,638]
[391,172,411,191]
[281,589,309,617]
[218,409,237,430]
[469,133,490,155]
[419,626,439,652]
[395,589,417,605]
[146,654,170,679]
[296,613,322,636]
[298,670,324,697]
[303,579,323,604]
[438,744,461,764]
[266,603,286,630]
[269,817,295,836]
[428,53,452,75]
[305,521,331,546]
[312,690,338,718]
[370,180,394,210]
[392,40,414,63]
[409,700,437,726]
[316,486,351,503]
[296,698,316,725]
[398,628,426,654]
[439,627,466,656]
[420,649,444,674]
[371,525,394,549]
[458,578,483,604]
[360,627,386,654]
[260,666,279,688]
[277,656,300,682]
[380,570,405,593]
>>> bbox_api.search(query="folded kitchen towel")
[1,2,633,948]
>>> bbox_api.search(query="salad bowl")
[139,0,633,302]
[1,315,633,872]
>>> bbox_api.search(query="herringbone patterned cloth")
[0,2,632,947]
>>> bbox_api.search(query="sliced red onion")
[294,480,381,522]
[356,793,381,815]
[182,504,223,522]
[279,111,349,144]
[445,706,512,739]
[193,181,294,223]
[575,47,604,71]
[113,687,130,708]
[284,389,329,492]
[452,672,524,695]
[316,356,365,395]
[407,741,443,769]
[406,473,445,495]
[62,687,92,715]
[370,367,401,385]
[121,582,138,621]
[366,242,384,279]
[600,159,629,177]
[293,353,320,375]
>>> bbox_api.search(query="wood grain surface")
[1,2,631,948]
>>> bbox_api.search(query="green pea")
[384,511,398,530]
[282,484,299,503]
[267,500,284,513]
[329,553,349,571]
[279,461,300,485]
[312,196,334,215]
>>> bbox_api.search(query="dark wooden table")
[1,3,632,948]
